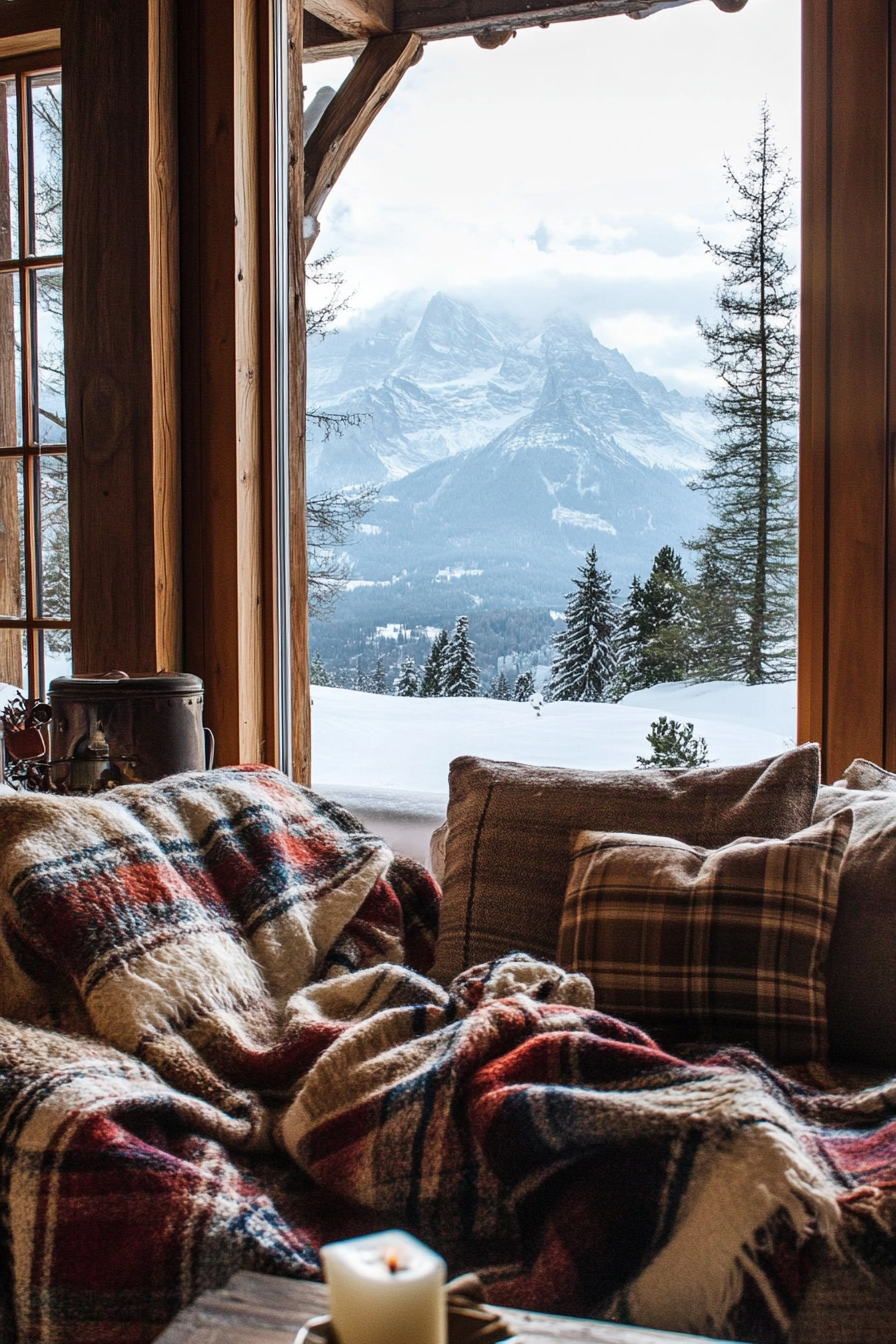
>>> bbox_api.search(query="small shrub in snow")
[637,716,710,769]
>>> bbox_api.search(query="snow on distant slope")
[311,681,797,794]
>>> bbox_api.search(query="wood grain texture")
[304,32,421,224]
[390,0,654,39]
[798,0,894,781]
[305,0,393,39]
[157,1273,719,1344]
[303,12,365,62]
[64,0,180,678]
[179,0,272,767]
[796,0,828,765]
[0,28,58,58]
[289,0,312,784]
[0,0,60,42]
[150,0,182,672]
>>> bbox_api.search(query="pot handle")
[204,727,216,771]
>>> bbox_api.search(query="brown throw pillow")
[432,745,821,986]
[813,783,896,1065]
[557,811,852,1064]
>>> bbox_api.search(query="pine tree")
[442,616,480,697]
[636,716,710,769]
[688,105,798,684]
[396,657,419,696]
[549,547,618,702]
[513,670,535,702]
[612,546,689,698]
[491,671,511,700]
[309,651,331,686]
[420,630,449,697]
[354,664,370,693]
[372,657,388,694]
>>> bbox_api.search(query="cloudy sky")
[304,0,800,395]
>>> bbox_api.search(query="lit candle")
[320,1230,447,1344]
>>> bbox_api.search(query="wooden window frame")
[0,46,64,702]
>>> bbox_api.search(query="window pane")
[43,624,70,687]
[0,269,21,448]
[0,625,25,695]
[0,77,17,262]
[30,73,61,256]
[39,451,68,618]
[0,453,22,618]
[34,267,63,444]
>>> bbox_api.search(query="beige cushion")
[432,744,821,986]
[557,814,851,1063]
[814,782,896,1064]
[839,757,896,792]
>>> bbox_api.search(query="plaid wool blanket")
[1,767,896,1344]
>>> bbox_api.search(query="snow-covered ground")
[312,679,798,795]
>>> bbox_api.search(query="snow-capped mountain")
[307,292,714,625]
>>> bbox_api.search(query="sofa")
[426,743,896,1342]
[1,747,896,1343]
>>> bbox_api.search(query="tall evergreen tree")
[513,670,535,702]
[613,546,689,698]
[688,105,798,684]
[550,547,618,702]
[396,657,419,696]
[442,616,480,697]
[420,630,449,697]
[491,670,511,700]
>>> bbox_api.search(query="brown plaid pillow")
[557,811,853,1063]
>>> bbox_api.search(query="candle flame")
[385,1247,403,1274]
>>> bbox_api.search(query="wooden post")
[289,0,311,783]
[179,0,278,767]
[63,0,181,680]
[798,0,893,780]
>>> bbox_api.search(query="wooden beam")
[304,32,421,228]
[390,0,670,41]
[179,0,271,767]
[301,0,743,58]
[303,10,365,61]
[305,0,393,39]
[64,0,182,678]
[0,0,60,42]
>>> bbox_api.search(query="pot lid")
[49,672,204,698]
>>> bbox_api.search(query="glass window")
[0,53,66,704]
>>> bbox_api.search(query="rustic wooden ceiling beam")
[304,0,393,40]
[304,32,421,242]
[303,11,365,62]
[302,0,743,55]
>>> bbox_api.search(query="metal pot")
[49,672,208,791]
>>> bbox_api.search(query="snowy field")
[312,679,798,795]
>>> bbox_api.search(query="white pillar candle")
[320,1230,447,1344]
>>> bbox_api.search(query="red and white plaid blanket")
[1,766,895,1344]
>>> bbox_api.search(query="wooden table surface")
[156,1272,722,1344]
